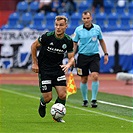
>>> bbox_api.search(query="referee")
[73,10,109,108]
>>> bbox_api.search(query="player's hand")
[32,63,39,73]
[60,64,70,73]
[104,55,109,64]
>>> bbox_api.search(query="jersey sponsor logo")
[57,75,66,81]
[42,85,47,91]
[77,68,82,75]
[42,80,51,84]
[47,46,64,54]
[62,44,67,49]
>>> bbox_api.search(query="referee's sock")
[80,82,88,101]
[91,81,99,101]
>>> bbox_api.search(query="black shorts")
[76,54,100,76]
[38,70,66,93]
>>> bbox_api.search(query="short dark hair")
[82,10,92,16]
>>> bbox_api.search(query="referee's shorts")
[76,54,100,76]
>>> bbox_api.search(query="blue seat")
[21,12,32,27]
[16,1,28,15]
[95,12,107,26]
[66,24,75,35]
[33,12,44,26]
[128,2,133,14]
[116,23,131,31]
[108,12,119,26]
[70,12,81,26]
[14,24,24,30]
[2,23,24,30]
[29,1,39,15]
[59,12,70,19]
[1,24,13,30]
[120,13,130,25]
[45,12,56,26]
[29,23,46,31]
[78,1,91,14]
[104,1,113,14]
[115,5,126,14]
[8,12,19,27]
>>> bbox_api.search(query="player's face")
[82,13,92,27]
[55,20,67,37]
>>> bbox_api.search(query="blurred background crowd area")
[0,0,133,34]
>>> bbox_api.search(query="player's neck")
[84,23,92,28]
[55,33,64,39]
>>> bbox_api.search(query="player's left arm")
[60,52,74,73]
[99,39,109,65]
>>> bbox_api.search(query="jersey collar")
[83,24,94,31]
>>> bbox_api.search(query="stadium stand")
[107,12,119,26]
[33,12,45,26]
[29,1,39,16]
[8,12,19,27]
[1,0,133,33]
[95,12,107,26]
[45,12,56,30]
[16,1,29,15]
[104,0,114,15]
[70,12,81,27]
[128,1,133,14]
[78,1,91,13]
[120,12,130,25]
[20,12,33,27]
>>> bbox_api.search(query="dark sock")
[55,97,66,105]
[40,95,45,105]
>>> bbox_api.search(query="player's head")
[82,10,92,27]
[54,16,68,37]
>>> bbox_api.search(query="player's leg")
[90,54,100,108]
[38,73,53,117]
[80,76,89,107]
[52,73,67,123]
[39,92,52,118]
[90,72,99,107]
[55,85,66,103]
[52,86,66,123]
[53,72,67,106]
[77,54,89,107]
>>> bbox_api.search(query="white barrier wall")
[0,28,132,73]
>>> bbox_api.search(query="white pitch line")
[98,100,133,109]
[0,88,132,123]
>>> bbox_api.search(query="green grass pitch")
[0,84,132,133]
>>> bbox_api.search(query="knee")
[91,73,99,81]
[81,76,88,83]
[43,95,52,103]
[58,92,66,100]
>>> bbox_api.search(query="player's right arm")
[31,39,41,73]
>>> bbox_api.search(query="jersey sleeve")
[72,28,79,43]
[38,32,48,46]
[67,39,74,53]
[98,26,103,40]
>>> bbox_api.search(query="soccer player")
[72,10,109,108]
[31,16,74,122]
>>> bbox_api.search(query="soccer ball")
[50,103,66,119]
